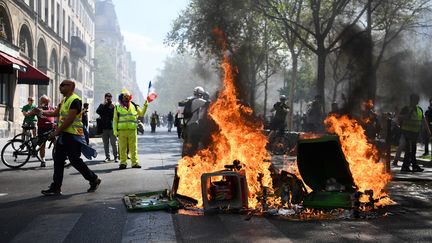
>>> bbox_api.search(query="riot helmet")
[193,86,205,98]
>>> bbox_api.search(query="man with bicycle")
[35,95,55,167]
[36,79,101,196]
[21,97,37,137]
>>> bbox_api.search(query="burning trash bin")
[297,135,357,209]
[201,160,249,212]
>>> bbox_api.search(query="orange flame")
[325,115,392,203]
[176,32,272,208]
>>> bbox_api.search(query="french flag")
[147,80,158,103]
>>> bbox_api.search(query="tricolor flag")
[147,80,158,103]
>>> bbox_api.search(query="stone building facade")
[0,0,95,137]
[94,0,143,106]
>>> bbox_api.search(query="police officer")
[40,80,101,195]
[270,95,290,133]
[113,89,148,169]
[399,94,431,172]
[182,86,208,157]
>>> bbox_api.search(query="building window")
[37,0,41,16]
[62,9,65,38]
[67,16,70,42]
[19,25,33,58]
[44,0,48,22]
[56,3,60,34]
[51,0,54,28]
[0,74,10,105]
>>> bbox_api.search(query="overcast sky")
[111,0,189,93]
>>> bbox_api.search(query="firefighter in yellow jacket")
[113,89,148,169]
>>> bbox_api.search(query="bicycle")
[1,128,56,168]
[11,124,35,151]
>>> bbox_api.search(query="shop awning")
[17,60,50,85]
[0,51,27,73]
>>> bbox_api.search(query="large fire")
[177,29,391,211]
[176,33,272,208]
[325,115,392,203]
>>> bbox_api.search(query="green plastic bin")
[297,136,356,209]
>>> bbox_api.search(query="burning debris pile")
[176,36,273,209]
[171,31,393,219]
[325,115,392,205]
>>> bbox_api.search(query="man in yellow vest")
[113,88,148,169]
[399,93,431,172]
[38,80,101,195]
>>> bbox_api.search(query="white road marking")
[10,213,81,243]
[122,211,177,243]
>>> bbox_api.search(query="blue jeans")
[83,126,89,145]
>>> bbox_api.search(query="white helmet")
[193,86,205,97]
[279,95,287,101]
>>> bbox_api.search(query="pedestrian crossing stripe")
[10,213,81,243]
[121,211,176,243]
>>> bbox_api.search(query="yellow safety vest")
[116,104,138,130]
[59,93,84,135]
[401,106,423,133]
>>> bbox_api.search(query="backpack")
[183,98,195,120]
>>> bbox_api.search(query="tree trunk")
[250,74,257,110]
[317,48,327,113]
[263,51,269,118]
[366,0,376,101]
[288,55,298,130]
[264,77,268,117]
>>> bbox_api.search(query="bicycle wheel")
[12,132,32,150]
[1,139,31,168]
[13,131,32,141]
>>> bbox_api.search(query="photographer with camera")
[96,93,118,162]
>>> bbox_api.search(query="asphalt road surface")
[0,129,431,242]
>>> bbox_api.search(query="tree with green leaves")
[255,0,312,128]
[256,0,373,112]
[166,0,283,111]
[256,0,431,113]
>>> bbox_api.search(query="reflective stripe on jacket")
[401,106,423,133]
[116,104,138,130]
[59,93,84,136]
[113,102,148,131]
